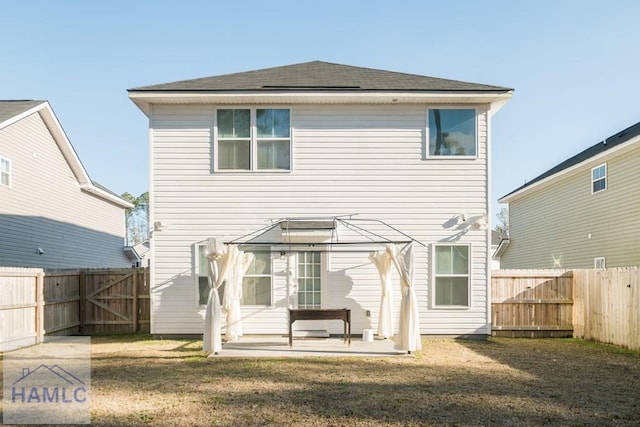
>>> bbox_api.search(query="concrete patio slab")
[210,336,409,358]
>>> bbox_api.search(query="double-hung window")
[197,245,221,306]
[427,109,477,157]
[217,109,251,170]
[433,244,470,307]
[216,108,291,171]
[241,248,272,306]
[196,245,272,307]
[591,164,606,193]
[1,157,11,187]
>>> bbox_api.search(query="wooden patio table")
[288,308,351,347]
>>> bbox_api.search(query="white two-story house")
[128,61,512,339]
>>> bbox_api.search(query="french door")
[292,251,326,334]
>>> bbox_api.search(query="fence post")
[79,271,86,334]
[132,268,139,333]
[36,272,44,343]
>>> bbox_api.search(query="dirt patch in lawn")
[2,336,639,426]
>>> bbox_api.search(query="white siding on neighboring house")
[0,111,130,268]
[150,104,492,336]
[501,142,640,269]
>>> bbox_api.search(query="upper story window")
[427,109,477,157]
[433,244,470,307]
[216,108,291,171]
[594,257,606,269]
[1,157,11,187]
[591,163,607,193]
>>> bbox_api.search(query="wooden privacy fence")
[572,267,640,351]
[492,270,574,338]
[1,268,149,351]
[492,267,640,351]
[0,268,44,352]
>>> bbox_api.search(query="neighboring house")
[490,230,502,270]
[499,120,640,269]
[0,100,134,268]
[125,240,151,268]
[128,61,512,338]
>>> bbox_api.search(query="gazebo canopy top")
[224,216,425,252]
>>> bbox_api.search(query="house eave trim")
[128,90,513,109]
[81,184,134,208]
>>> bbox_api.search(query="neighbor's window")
[591,164,607,193]
[434,244,470,307]
[216,108,291,171]
[1,157,11,187]
[428,109,476,157]
[594,257,606,269]
[241,247,272,306]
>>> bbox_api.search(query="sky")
[2,1,639,227]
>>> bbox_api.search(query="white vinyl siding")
[149,104,491,336]
[502,143,640,268]
[0,113,129,268]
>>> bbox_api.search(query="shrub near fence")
[0,268,149,351]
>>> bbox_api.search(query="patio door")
[293,251,327,334]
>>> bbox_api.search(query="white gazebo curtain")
[203,238,254,354]
[387,242,422,352]
[223,249,254,342]
[368,247,394,339]
[204,237,421,354]
[203,238,235,354]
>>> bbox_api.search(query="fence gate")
[81,269,149,334]
[491,269,574,338]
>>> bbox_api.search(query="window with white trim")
[195,245,272,306]
[427,109,477,157]
[197,245,221,306]
[594,257,606,269]
[1,157,11,187]
[591,164,606,193]
[241,247,272,306]
[433,244,470,307]
[216,108,291,171]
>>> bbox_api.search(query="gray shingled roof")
[129,61,512,93]
[0,100,45,124]
[501,119,640,200]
